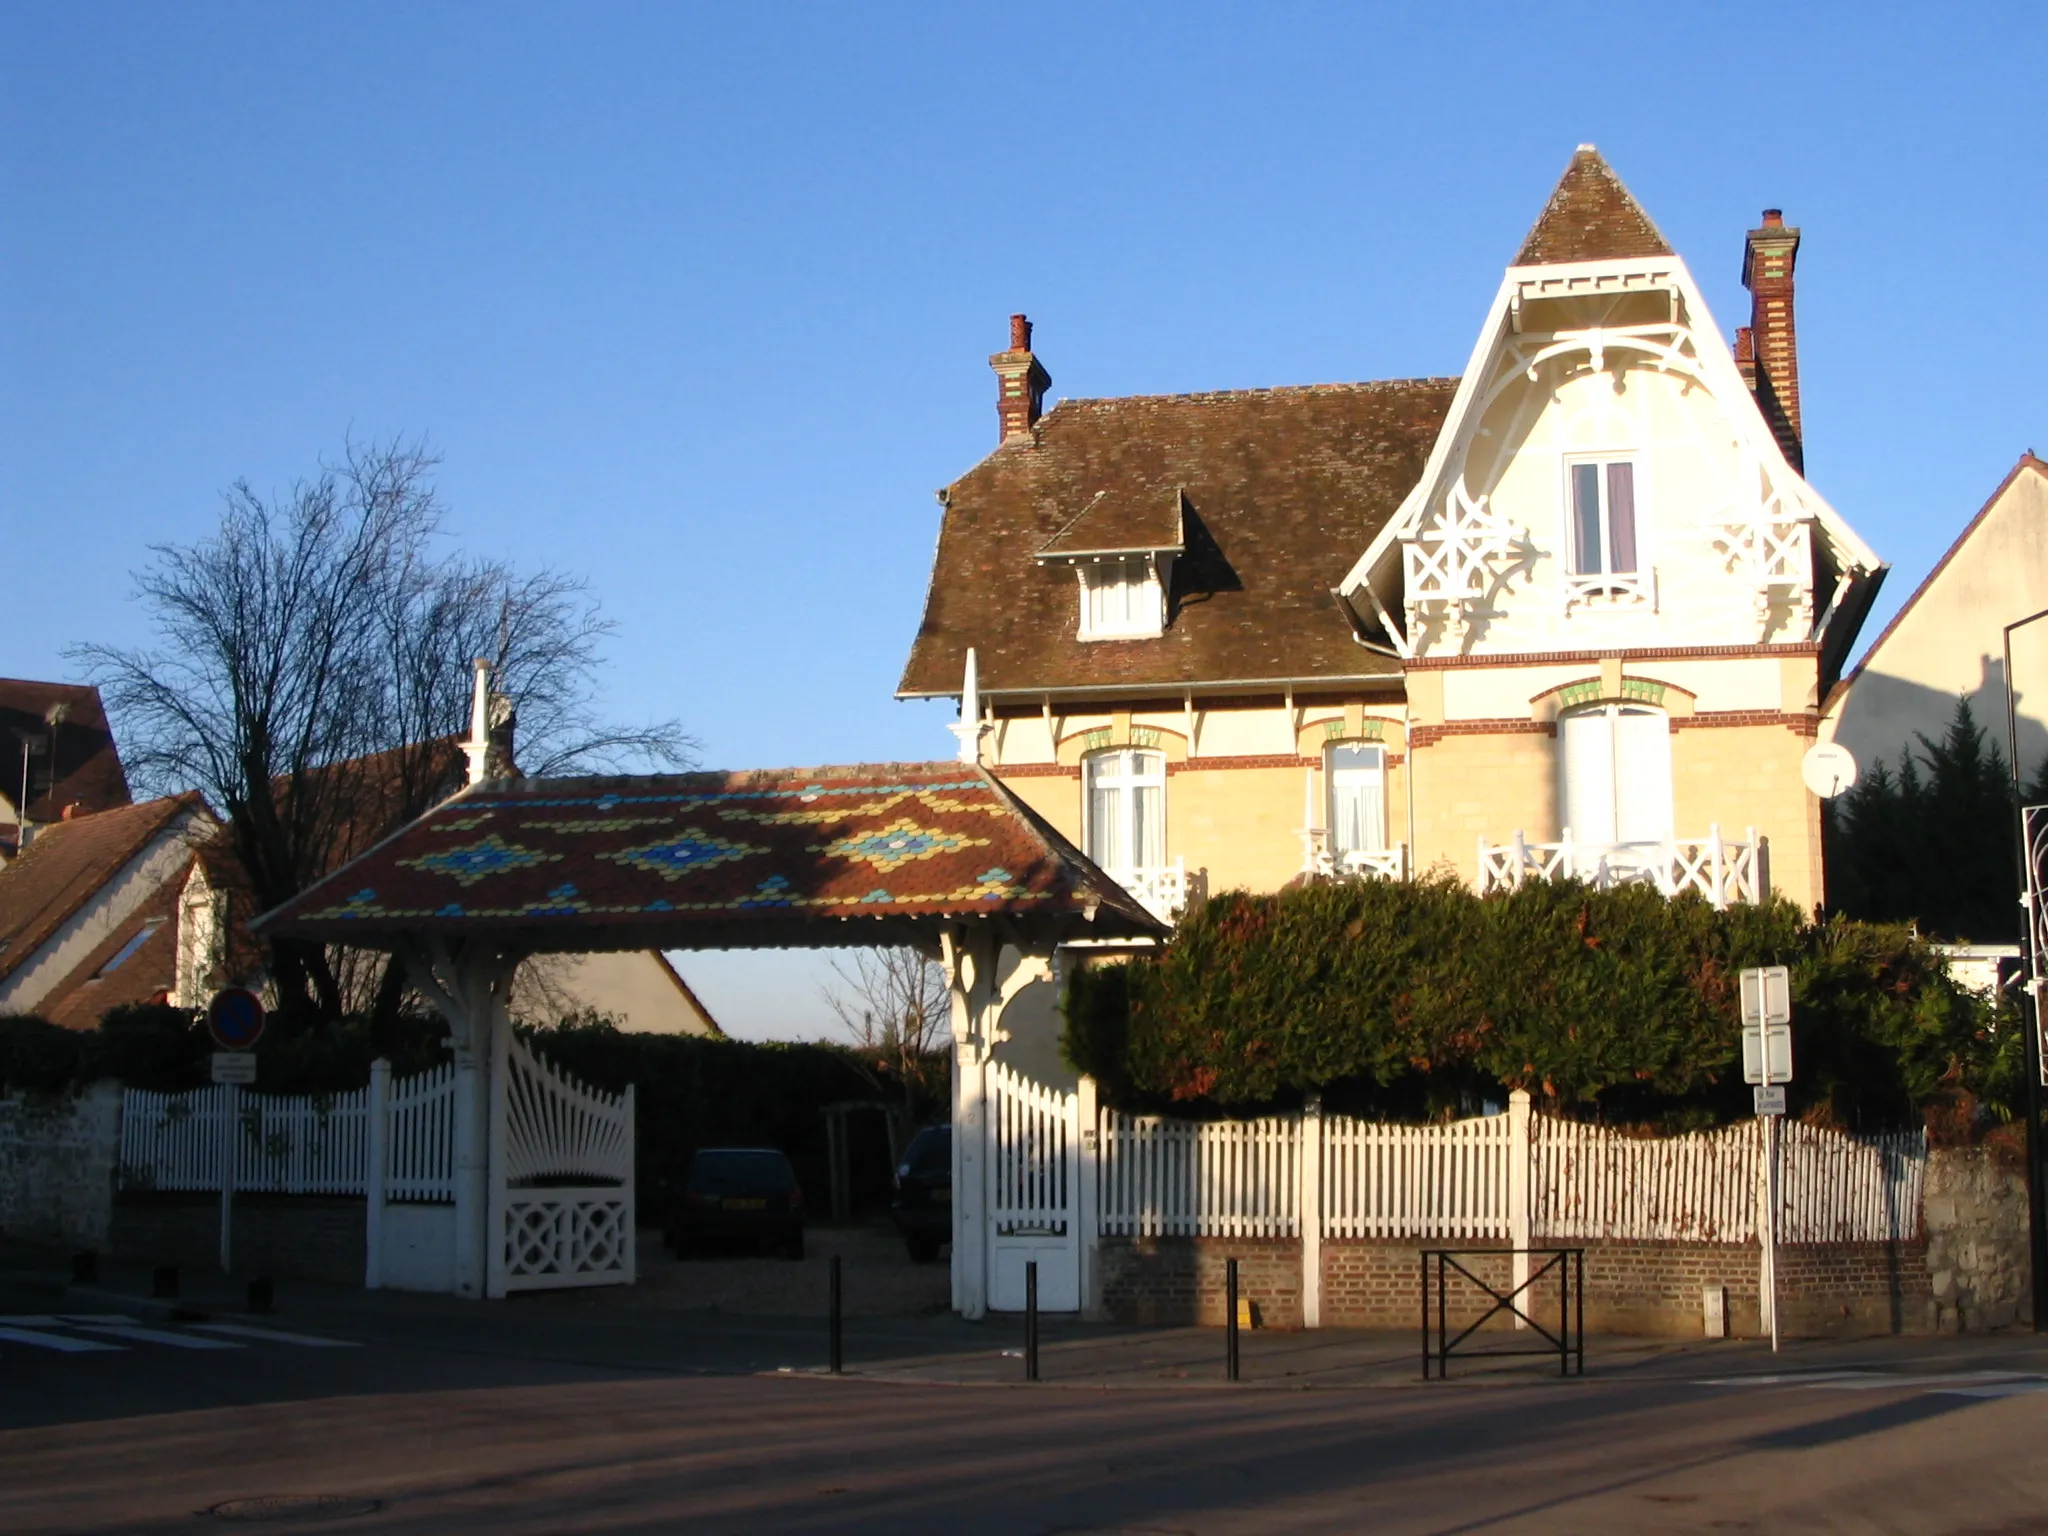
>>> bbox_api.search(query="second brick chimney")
[1737,209,1803,474]
[989,314,1050,446]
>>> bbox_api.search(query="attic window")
[93,921,162,979]
[1077,558,1166,640]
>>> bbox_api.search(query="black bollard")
[152,1264,179,1300]
[1025,1260,1040,1382]
[1226,1257,1241,1382]
[247,1278,274,1314]
[71,1251,98,1285]
[828,1254,843,1374]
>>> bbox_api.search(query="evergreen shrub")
[1064,877,2011,1132]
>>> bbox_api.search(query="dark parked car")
[667,1147,805,1259]
[890,1124,951,1262]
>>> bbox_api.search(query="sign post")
[205,991,266,1275]
[1740,965,1792,1351]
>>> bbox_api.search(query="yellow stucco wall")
[1409,731,1559,884]
[1670,723,1822,911]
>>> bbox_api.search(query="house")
[1825,453,2048,779]
[0,680,132,860]
[902,146,1886,930]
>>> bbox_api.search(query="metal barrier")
[1421,1248,1583,1379]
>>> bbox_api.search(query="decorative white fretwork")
[1402,478,1525,644]
[489,1033,635,1295]
[1706,450,1814,636]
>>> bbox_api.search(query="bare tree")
[75,437,694,1024]
[823,946,950,1157]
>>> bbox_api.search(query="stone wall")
[1923,1142,2032,1332]
[110,1193,366,1284]
[0,1083,121,1249]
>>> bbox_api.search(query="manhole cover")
[207,1495,384,1523]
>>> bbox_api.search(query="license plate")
[723,1198,767,1210]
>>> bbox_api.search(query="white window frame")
[1561,453,1654,609]
[1075,556,1166,640]
[1325,742,1388,859]
[1083,748,1167,872]
[1558,702,1674,849]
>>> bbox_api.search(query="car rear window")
[903,1126,951,1176]
[688,1150,797,1195]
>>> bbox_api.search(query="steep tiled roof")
[899,380,1457,697]
[0,679,131,825]
[0,795,206,984]
[1514,146,1672,267]
[42,879,180,1028]
[257,765,1165,950]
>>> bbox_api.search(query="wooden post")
[364,1058,390,1289]
[1300,1092,1323,1329]
[1075,1074,1102,1319]
[943,926,995,1320]
[1509,1088,1531,1329]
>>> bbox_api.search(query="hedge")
[1063,877,2018,1131]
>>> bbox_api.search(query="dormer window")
[1078,558,1165,640]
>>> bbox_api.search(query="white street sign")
[1739,966,1791,1026]
[1739,966,1793,1085]
[1753,1085,1787,1116]
[210,1052,257,1085]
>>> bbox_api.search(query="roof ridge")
[1052,377,1461,410]
[1513,145,1673,267]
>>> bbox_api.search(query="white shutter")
[1560,709,1618,845]
[1612,708,1674,843]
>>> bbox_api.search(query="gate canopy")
[253,762,1164,952]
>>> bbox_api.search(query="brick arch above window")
[1529,673,1696,723]
[1053,717,1190,767]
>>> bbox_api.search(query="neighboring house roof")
[1837,453,2048,693]
[256,764,1165,950]
[40,880,181,1028]
[0,678,131,829]
[899,380,1458,698]
[1512,145,1673,266]
[0,794,205,986]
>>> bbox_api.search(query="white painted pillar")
[484,1007,511,1299]
[452,1047,486,1299]
[623,1084,638,1284]
[1075,1074,1102,1319]
[1300,1092,1324,1329]
[364,1058,390,1289]
[943,926,995,1320]
[1509,1088,1532,1328]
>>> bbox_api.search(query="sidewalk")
[9,1237,2046,1394]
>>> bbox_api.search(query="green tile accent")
[1131,726,1162,748]
[1082,727,1112,751]
[1620,678,1667,706]
[1557,680,1602,709]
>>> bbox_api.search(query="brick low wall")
[110,1193,366,1284]
[1100,1234,1937,1338]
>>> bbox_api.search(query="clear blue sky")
[4,4,2042,1038]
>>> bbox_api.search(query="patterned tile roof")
[255,764,1166,951]
[899,380,1456,698]
[1514,146,1672,267]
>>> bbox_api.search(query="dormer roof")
[1513,145,1672,267]
[1035,488,1187,563]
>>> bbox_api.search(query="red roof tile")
[256,764,1165,951]
[41,879,180,1029]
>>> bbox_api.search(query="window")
[1326,743,1387,857]
[1567,459,1639,579]
[92,921,162,980]
[1559,703,1672,845]
[1084,749,1165,871]
[1078,559,1164,639]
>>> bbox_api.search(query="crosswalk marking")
[193,1322,358,1348]
[0,1324,125,1353]
[64,1321,244,1350]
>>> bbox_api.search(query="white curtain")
[1560,705,1671,846]
[1327,744,1386,853]
[1084,750,1166,870]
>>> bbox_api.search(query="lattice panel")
[501,1191,633,1290]
[503,1034,633,1186]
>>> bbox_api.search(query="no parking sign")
[205,988,267,1050]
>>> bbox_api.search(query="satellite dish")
[1802,742,1859,800]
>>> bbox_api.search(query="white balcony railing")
[1478,826,1766,909]
[1299,829,1410,884]
[1106,860,1189,925]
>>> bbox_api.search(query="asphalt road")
[4,1279,2046,1534]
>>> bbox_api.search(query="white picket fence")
[1073,1090,1926,1245]
[492,1033,636,1294]
[120,1061,455,1201]
[990,1061,1074,1236]
[1098,1111,1299,1237]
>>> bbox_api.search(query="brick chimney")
[1739,209,1803,473]
[989,313,1050,445]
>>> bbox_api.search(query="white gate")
[987,1061,1079,1311]
[487,1032,636,1296]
